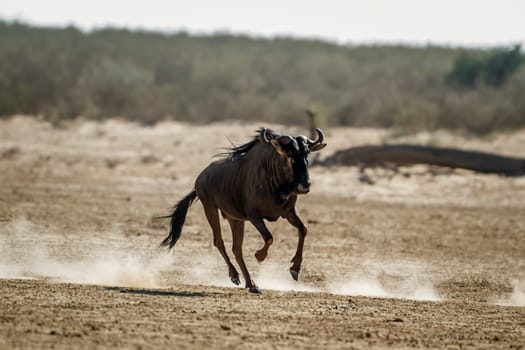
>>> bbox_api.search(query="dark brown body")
[161,128,326,293]
[196,141,297,222]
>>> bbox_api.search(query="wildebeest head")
[260,128,326,195]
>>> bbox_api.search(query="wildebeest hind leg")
[202,203,240,285]
[228,218,260,293]
[285,208,307,281]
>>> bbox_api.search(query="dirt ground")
[1,116,524,349]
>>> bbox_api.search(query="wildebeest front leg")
[202,203,240,286]
[227,219,260,293]
[248,213,273,263]
[285,208,308,281]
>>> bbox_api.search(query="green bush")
[483,44,523,87]
[446,55,483,88]
[446,45,523,88]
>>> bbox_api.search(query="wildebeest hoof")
[290,269,299,281]
[231,276,240,285]
[254,249,267,262]
[249,286,262,294]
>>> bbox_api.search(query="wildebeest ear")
[309,143,327,152]
[270,139,287,157]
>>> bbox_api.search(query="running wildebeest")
[161,127,326,293]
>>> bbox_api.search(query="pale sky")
[2,0,524,47]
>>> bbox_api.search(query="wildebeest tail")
[160,189,197,250]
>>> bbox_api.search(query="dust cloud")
[254,262,320,292]
[2,218,521,305]
[171,253,440,300]
[327,260,441,301]
[169,254,320,292]
[0,218,174,288]
[493,279,525,307]
[0,219,439,299]
[172,253,235,288]
[328,276,440,301]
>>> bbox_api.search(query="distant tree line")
[0,20,524,134]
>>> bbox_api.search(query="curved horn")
[259,128,270,143]
[307,128,326,152]
[307,128,325,145]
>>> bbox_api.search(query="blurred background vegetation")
[0,20,523,134]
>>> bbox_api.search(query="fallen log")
[319,144,525,176]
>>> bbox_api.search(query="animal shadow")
[106,286,207,298]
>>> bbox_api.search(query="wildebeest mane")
[216,128,280,160]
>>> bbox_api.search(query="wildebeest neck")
[249,142,294,198]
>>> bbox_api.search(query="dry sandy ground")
[0,116,524,349]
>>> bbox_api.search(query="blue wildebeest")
[161,128,326,293]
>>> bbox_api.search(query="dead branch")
[319,144,525,176]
